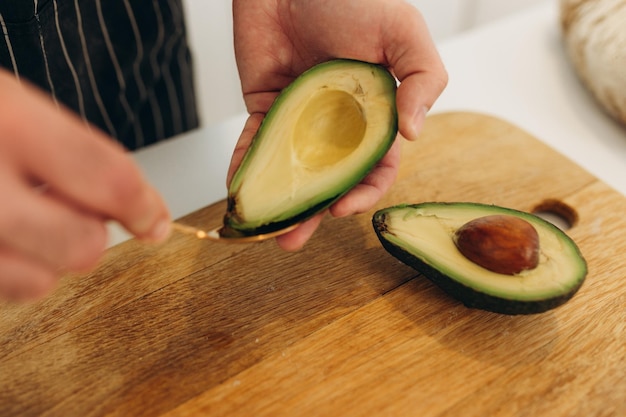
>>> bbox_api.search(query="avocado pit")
[454,214,540,275]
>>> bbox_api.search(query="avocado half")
[225,59,398,235]
[372,202,588,315]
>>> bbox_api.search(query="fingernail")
[147,219,171,243]
[408,106,428,141]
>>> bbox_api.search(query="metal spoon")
[171,222,299,243]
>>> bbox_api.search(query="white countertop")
[109,2,626,246]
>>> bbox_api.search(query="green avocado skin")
[372,206,587,315]
[223,195,337,237]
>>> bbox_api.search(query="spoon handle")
[171,222,219,240]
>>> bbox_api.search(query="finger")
[227,112,265,186]
[0,246,59,302]
[274,213,325,252]
[329,136,402,217]
[0,173,108,273]
[0,75,170,242]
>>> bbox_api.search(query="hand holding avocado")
[231,0,448,251]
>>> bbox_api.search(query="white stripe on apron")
[149,0,166,140]
[121,0,147,148]
[35,0,58,107]
[54,0,87,123]
[123,0,147,99]
[96,0,143,145]
[0,13,19,80]
[171,0,196,129]
[74,0,118,137]
[162,0,184,135]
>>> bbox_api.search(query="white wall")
[409,0,552,40]
[471,0,553,26]
[407,0,476,41]
[181,1,244,127]
[182,0,552,126]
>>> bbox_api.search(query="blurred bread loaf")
[560,0,626,125]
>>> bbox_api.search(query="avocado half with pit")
[372,202,588,315]
[225,59,398,235]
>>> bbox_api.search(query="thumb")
[395,71,446,141]
[383,4,448,141]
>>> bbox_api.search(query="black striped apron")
[0,0,199,150]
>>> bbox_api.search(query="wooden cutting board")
[1,112,624,416]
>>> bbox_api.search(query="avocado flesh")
[373,202,588,314]
[226,59,398,234]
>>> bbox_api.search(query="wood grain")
[1,112,624,417]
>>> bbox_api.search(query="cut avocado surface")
[372,202,588,315]
[225,59,398,235]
